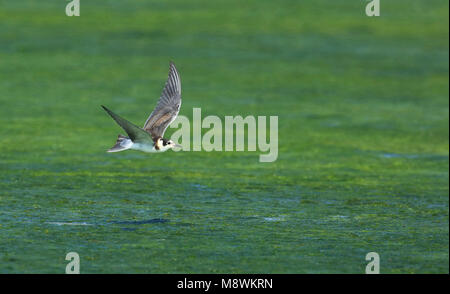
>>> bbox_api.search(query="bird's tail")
[108,134,132,153]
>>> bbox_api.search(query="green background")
[0,0,448,273]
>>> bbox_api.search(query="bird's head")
[160,139,182,151]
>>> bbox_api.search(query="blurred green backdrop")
[0,0,448,273]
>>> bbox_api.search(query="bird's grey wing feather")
[143,62,181,141]
[102,105,153,144]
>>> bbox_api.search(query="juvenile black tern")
[102,62,182,153]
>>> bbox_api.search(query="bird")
[101,62,183,153]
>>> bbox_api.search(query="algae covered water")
[0,0,448,273]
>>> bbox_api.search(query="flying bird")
[102,62,182,153]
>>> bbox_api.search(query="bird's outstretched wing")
[143,62,181,141]
[101,105,153,144]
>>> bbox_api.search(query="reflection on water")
[111,218,169,225]
[46,218,169,227]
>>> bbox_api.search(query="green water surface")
[0,0,448,273]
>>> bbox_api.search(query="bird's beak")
[174,144,183,149]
